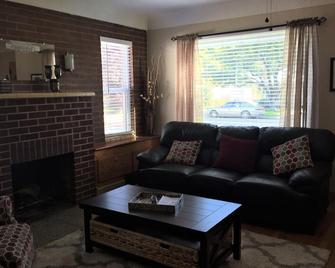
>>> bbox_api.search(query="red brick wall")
[0,96,96,201]
[0,0,147,143]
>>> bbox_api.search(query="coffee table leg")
[233,218,241,260]
[84,209,93,253]
[200,234,210,268]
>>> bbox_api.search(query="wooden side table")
[95,136,160,193]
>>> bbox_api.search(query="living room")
[1,0,335,267]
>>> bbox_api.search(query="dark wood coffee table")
[79,184,241,267]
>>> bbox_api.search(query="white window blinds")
[196,29,286,127]
[100,37,133,136]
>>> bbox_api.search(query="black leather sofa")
[128,121,335,232]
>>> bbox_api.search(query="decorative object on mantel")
[45,65,62,92]
[64,52,75,72]
[42,49,62,92]
[31,73,43,81]
[331,57,335,91]
[140,55,163,135]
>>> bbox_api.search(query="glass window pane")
[100,37,133,136]
[196,30,286,127]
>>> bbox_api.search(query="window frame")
[100,36,134,140]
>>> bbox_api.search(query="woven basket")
[90,219,199,268]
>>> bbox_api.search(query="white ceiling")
[7,0,335,30]
[108,0,231,11]
[148,0,335,29]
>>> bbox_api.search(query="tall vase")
[146,111,154,136]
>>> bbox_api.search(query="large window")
[195,29,286,127]
[100,37,133,137]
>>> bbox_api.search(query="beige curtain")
[281,18,319,128]
[176,35,197,121]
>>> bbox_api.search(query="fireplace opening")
[11,153,75,220]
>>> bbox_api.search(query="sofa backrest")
[216,126,260,143]
[159,122,335,171]
[160,121,218,165]
[257,127,335,173]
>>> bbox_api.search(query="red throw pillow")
[271,135,314,175]
[165,140,202,165]
[213,135,257,174]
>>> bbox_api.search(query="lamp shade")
[41,50,56,66]
[64,52,74,72]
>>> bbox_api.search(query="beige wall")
[148,4,335,191]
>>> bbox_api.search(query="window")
[195,29,286,127]
[100,37,133,137]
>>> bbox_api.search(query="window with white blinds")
[195,29,286,127]
[100,37,133,137]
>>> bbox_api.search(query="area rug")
[33,230,330,268]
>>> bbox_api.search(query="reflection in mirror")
[0,40,55,82]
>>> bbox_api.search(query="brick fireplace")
[0,93,96,202]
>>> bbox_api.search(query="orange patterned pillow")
[165,140,202,165]
[271,135,314,175]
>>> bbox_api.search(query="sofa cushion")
[213,135,257,173]
[160,121,218,165]
[137,145,170,168]
[234,173,306,207]
[256,155,274,174]
[257,127,335,173]
[259,127,335,162]
[165,140,202,165]
[188,168,242,199]
[271,135,313,175]
[161,121,218,148]
[137,164,205,191]
[216,126,260,143]
[289,162,332,194]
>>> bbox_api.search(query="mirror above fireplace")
[0,39,55,82]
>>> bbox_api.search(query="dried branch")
[140,54,163,112]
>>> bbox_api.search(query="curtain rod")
[171,16,327,41]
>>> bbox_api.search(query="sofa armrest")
[0,196,17,225]
[137,145,169,168]
[289,162,332,194]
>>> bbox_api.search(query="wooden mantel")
[0,92,95,99]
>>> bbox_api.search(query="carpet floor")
[33,229,330,268]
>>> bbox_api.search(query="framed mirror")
[0,40,55,82]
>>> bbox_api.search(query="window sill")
[95,136,160,151]
[105,132,134,143]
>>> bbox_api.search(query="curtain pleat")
[176,36,196,122]
[281,22,319,128]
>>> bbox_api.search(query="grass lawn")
[264,109,280,117]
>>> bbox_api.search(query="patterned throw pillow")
[271,135,314,175]
[165,140,202,165]
[0,196,17,225]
